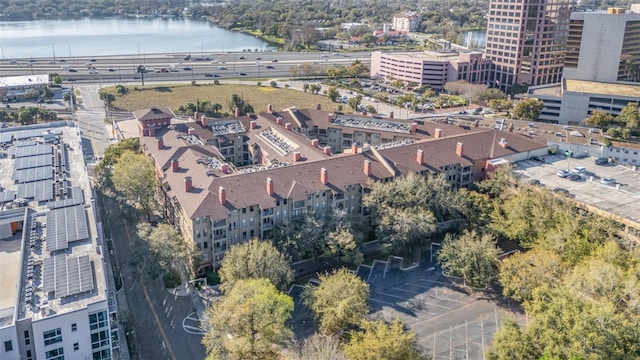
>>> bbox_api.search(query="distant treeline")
[0,0,202,20]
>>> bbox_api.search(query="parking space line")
[368,297,394,306]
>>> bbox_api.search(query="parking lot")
[515,155,640,225]
[287,256,527,360]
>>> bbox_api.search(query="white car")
[600,178,616,185]
[573,166,586,174]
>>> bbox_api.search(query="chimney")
[266,177,274,196]
[184,176,193,192]
[320,167,328,185]
[188,127,195,136]
[267,104,273,114]
[276,117,282,125]
[157,137,164,150]
[363,159,371,176]
[218,186,226,205]
[323,146,332,155]
[456,142,464,157]
[311,139,319,148]
[351,143,358,154]
[219,163,229,173]
[250,120,257,129]
[200,115,207,126]
[328,113,334,123]
[416,149,424,164]
[171,158,179,172]
[410,122,418,134]
[434,128,442,139]
[389,111,394,119]
[285,122,293,130]
[317,103,321,110]
[292,151,301,162]
[499,138,508,148]
[234,108,240,117]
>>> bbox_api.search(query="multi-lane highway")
[0,51,371,83]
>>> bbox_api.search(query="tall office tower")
[564,8,640,82]
[484,0,574,91]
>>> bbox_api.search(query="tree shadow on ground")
[154,87,173,93]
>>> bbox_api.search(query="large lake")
[0,17,272,59]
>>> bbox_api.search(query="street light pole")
[51,44,56,61]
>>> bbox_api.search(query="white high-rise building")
[0,124,120,360]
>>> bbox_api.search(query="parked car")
[557,169,570,178]
[600,177,616,185]
[573,166,586,174]
[552,187,570,195]
[595,157,609,165]
[568,173,582,181]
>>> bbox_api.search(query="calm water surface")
[0,17,272,59]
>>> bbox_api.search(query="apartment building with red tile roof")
[137,107,548,271]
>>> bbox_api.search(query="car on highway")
[600,177,616,185]
[132,75,141,79]
[90,59,97,62]
[169,68,179,72]
[239,72,247,76]
[204,73,219,77]
[89,70,99,74]
[218,66,227,70]
[595,157,609,165]
[68,68,77,72]
[160,68,169,73]
[58,59,66,62]
[239,56,245,60]
[557,169,570,178]
[321,54,329,58]
[183,67,192,71]
[272,59,278,62]
[255,57,262,60]
[266,65,275,69]
[108,68,116,72]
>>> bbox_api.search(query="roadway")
[0,51,371,84]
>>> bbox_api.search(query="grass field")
[106,83,342,114]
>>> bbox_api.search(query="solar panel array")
[12,166,53,183]
[0,190,16,204]
[17,180,53,202]
[14,129,46,140]
[0,133,13,144]
[14,140,37,147]
[42,254,94,298]
[10,144,52,158]
[14,154,53,170]
[45,205,89,252]
[48,187,84,209]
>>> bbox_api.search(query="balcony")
[213,233,227,241]
[261,221,274,230]
[262,208,274,216]
[213,219,226,228]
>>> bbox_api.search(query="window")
[45,347,64,360]
[4,340,12,352]
[92,348,111,360]
[27,350,32,360]
[91,330,110,350]
[89,311,108,330]
[43,328,62,346]
[71,323,77,332]
[74,343,79,351]
[203,241,208,249]
[24,330,30,339]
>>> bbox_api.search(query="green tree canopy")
[291,334,346,360]
[513,98,543,121]
[219,238,293,292]
[616,102,640,129]
[344,319,425,360]
[137,223,196,277]
[202,278,294,360]
[112,150,156,216]
[583,110,614,128]
[438,230,500,288]
[499,249,564,305]
[304,268,369,334]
